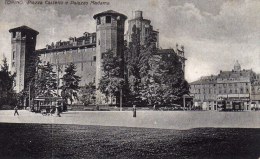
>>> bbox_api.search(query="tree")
[98,50,125,105]
[126,25,158,106]
[79,82,95,106]
[126,25,190,106]
[125,25,143,105]
[24,54,41,98]
[0,57,16,106]
[142,52,190,106]
[35,62,57,97]
[159,54,189,100]
[60,63,81,105]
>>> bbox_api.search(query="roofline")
[36,43,96,54]
[93,10,127,20]
[9,26,39,35]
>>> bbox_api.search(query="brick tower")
[93,10,127,104]
[9,26,39,93]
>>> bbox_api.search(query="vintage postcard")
[0,0,259,158]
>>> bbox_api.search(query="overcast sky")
[0,0,259,82]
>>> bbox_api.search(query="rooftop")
[190,75,217,85]
[155,49,186,59]
[93,10,127,19]
[9,25,39,35]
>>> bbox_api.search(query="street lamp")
[120,88,122,111]
[28,82,31,110]
[55,52,61,117]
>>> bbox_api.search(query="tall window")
[97,17,101,25]
[13,51,15,60]
[106,16,111,23]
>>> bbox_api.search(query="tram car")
[30,97,64,113]
[217,99,244,111]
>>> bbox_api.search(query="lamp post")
[55,52,61,117]
[28,82,31,110]
[120,88,122,111]
[183,95,186,111]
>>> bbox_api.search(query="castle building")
[9,26,39,92]
[9,10,186,104]
[190,61,260,111]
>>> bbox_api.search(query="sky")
[0,0,259,82]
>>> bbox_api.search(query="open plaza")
[0,110,259,129]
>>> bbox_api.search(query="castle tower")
[93,10,127,104]
[9,26,39,93]
[176,45,186,77]
[127,10,159,47]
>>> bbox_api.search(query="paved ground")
[0,110,259,129]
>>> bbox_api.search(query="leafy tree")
[60,63,81,105]
[126,25,190,106]
[125,25,142,105]
[18,54,42,107]
[35,62,57,97]
[99,50,125,104]
[126,25,158,106]
[159,53,189,100]
[0,57,16,106]
[141,52,189,106]
[79,82,95,106]
[25,54,41,97]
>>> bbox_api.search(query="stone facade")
[190,61,260,110]
[37,38,97,86]
[10,10,186,105]
[9,26,39,92]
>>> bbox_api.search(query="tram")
[217,98,244,111]
[30,97,64,113]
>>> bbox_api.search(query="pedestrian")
[14,105,19,116]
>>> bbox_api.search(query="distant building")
[190,61,260,111]
[9,10,186,105]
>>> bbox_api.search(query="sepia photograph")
[0,0,259,158]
